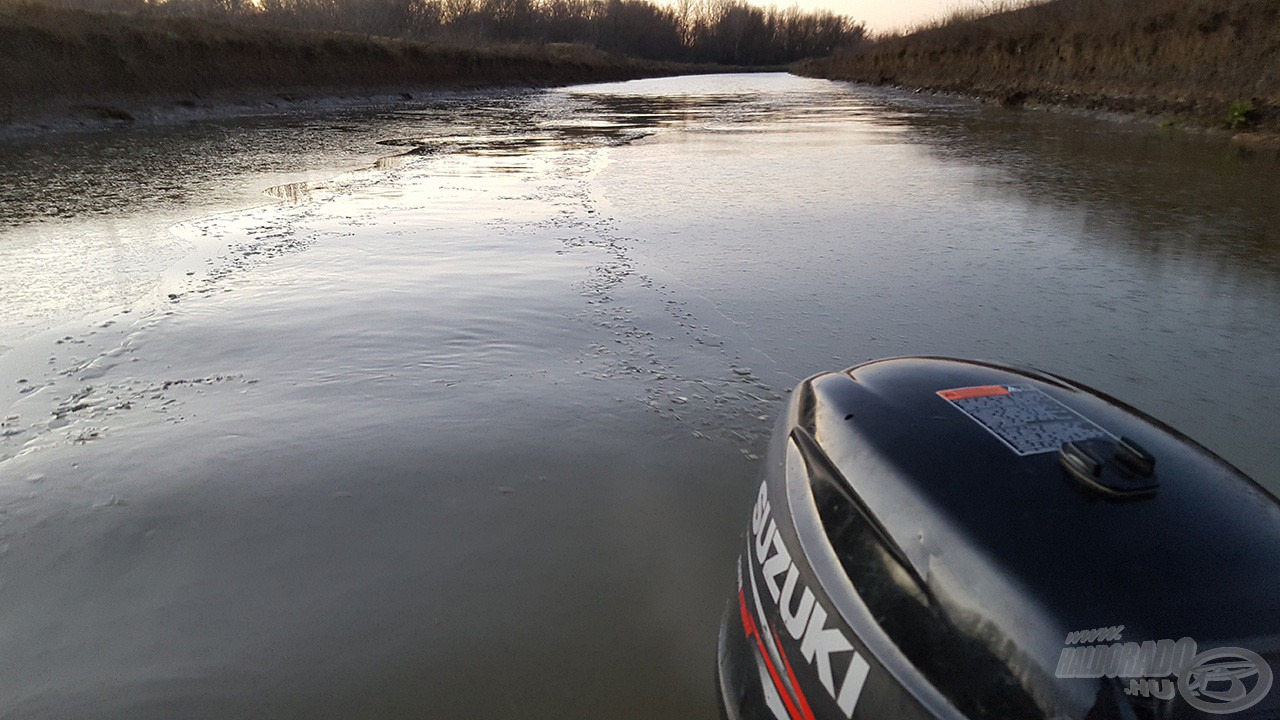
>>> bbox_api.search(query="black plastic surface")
[800,358,1280,719]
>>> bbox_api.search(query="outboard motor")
[717,357,1280,720]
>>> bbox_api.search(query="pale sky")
[780,0,995,34]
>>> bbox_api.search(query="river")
[0,72,1277,718]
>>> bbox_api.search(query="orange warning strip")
[938,385,1010,401]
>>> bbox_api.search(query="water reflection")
[0,91,534,230]
[263,181,314,204]
[871,92,1280,280]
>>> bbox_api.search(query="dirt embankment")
[795,0,1280,135]
[0,4,713,131]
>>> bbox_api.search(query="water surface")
[0,73,1277,719]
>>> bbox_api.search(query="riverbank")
[0,4,718,136]
[794,0,1280,138]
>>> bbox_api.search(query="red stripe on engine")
[738,588,810,720]
[770,625,817,720]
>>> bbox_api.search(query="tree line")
[22,0,866,65]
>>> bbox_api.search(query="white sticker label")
[937,385,1113,456]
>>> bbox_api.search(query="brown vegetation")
[4,0,863,67]
[795,0,1280,131]
[0,3,687,107]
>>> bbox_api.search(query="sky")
[785,0,994,34]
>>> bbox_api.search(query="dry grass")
[889,0,1049,38]
[0,3,704,112]
[797,0,1280,130]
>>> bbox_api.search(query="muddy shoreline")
[1,85,569,139]
[791,72,1280,155]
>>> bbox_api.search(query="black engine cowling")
[717,357,1280,720]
